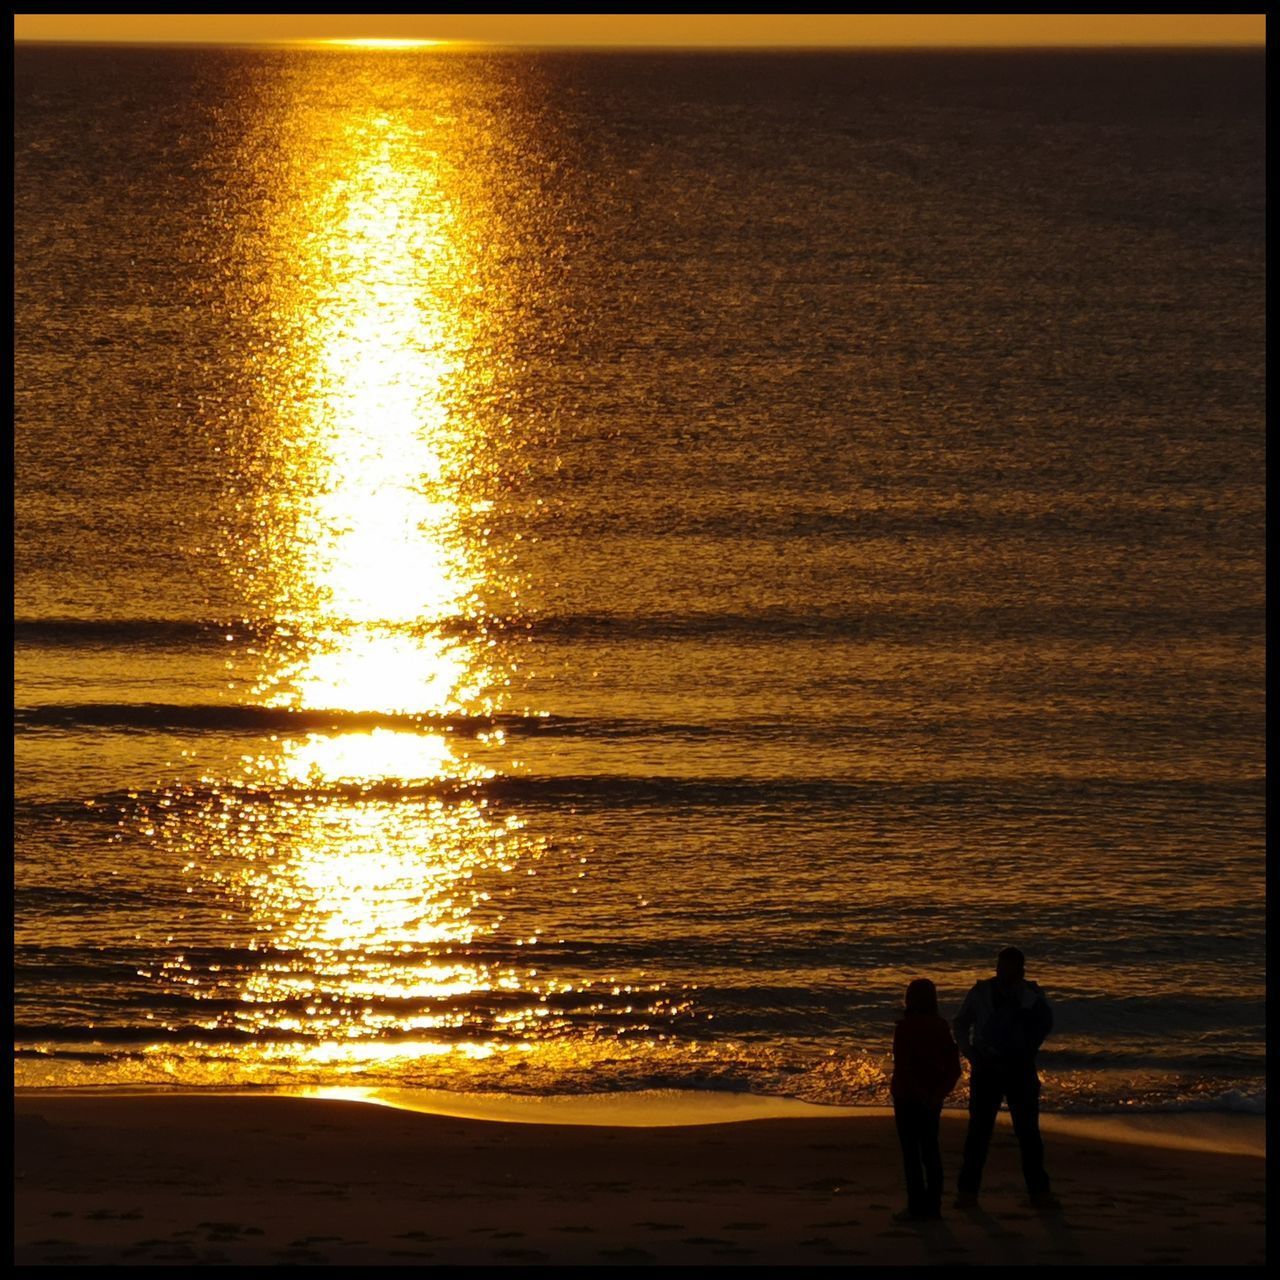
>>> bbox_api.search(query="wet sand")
[13,1094,1265,1266]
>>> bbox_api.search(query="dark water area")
[14,47,1265,1110]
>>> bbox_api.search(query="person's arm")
[889,1020,905,1096]
[941,1025,962,1097]
[1029,988,1053,1050]
[953,988,976,1062]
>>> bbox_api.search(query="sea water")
[14,47,1265,1113]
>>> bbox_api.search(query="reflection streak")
[170,64,540,1067]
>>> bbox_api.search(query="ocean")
[14,46,1265,1113]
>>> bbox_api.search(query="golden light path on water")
[160,64,551,1079]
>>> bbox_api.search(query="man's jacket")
[953,977,1052,1071]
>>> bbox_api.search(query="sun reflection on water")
[168,58,540,1070]
[310,38,452,50]
[272,730,487,786]
[251,105,485,716]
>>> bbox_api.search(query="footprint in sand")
[598,1247,656,1262]
[197,1221,258,1238]
[800,1180,847,1193]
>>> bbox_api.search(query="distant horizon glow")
[12,13,1267,49]
[311,37,448,50]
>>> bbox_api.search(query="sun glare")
[310,38,450,50]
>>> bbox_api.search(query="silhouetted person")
[953,946,1059,1210]
[891,977,962,1222]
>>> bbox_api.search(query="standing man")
[953,946,1060,1210]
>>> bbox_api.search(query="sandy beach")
[13,1092,1265,1266]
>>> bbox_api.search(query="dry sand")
[13,1092,1265,1266]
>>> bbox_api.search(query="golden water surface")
[162,54,549,1075]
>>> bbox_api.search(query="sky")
[12,13,1267,49]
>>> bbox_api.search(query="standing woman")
[891,978,962,1221]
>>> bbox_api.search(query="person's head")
[996,947,1026,983]
[904,977,938,1016]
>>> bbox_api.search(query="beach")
[14,1093,1265,1266]
[15,43,1265,1272]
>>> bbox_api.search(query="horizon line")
[13,37,1267,51]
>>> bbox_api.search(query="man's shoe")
[953,1192,979,1210]
[896,1203,936,1223]
[1030,1192,1062,1211]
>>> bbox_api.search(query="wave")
[14,702,805,740]
[16,702,534,734]
[14,604,1263,649]
[15,774,1261,822]
[14,619,231,647]
[10,1036,1267,1120]
[10,1024,543,1047]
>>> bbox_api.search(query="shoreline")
[14,1082,1266,1154]
[15,1091,1264,1265]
